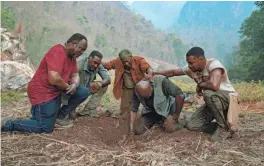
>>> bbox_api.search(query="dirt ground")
[1,97,264,166]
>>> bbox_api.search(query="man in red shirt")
[1,33,89,133]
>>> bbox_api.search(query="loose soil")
[1,98,264,166]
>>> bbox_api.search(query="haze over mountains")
[129,1,186,30]
[130,1,256,65]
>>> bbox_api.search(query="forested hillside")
[1,1,183,66]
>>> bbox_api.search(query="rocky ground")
[1,95,264,166]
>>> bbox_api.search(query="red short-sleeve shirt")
[27,44,78,105]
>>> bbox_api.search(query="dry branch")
[124,157,149,164]
[195,134,202,151]
[35,154,85,166]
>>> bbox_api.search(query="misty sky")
[128,1,186,30]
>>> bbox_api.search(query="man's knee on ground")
[41,124,55,133]
[185,121,201,131]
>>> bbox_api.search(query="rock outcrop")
[1,27,35,90]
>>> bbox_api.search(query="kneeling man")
[130,75,184,135]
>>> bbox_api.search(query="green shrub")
[1,8,16,30]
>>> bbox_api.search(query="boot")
[1,116,12,130]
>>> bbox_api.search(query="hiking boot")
[1,116,12,129]
[201,122,218,134]
[68,110,77,120]
[55,119,73,128]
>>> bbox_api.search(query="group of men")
[1,33,239,141]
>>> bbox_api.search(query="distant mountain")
[129,1,186,30]
[177,1,255,30]
[172,1,256,65]
[2,1,179,66]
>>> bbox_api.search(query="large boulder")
[1,27,35,69]
[1,61,34,90]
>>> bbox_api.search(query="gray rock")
[12,39,19,46]
[5,32,17,39]
[1,41,12,52]
[1,61,34,90]
[0,28,7,33]
[1,34,10,42]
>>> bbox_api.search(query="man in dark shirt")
[130,75,185,135]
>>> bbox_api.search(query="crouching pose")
[155,47,239,141]
[130,75,184,135]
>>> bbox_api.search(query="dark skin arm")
[102,58,117,70]
[154,68,186,77]
[130,91,140,133]
[198,68,223,91]
[89,78,111,94]
[174,95,184,121]
[48,71,69,90]
[89,66,111,93]
[101,78,111,87]
[130,111,137,132]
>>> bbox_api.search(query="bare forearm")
[154,68,185,77]
[198,81,219,91]
[198,68,222,91]
[48,71,69,90]
[50,77,69,90]
[70,75,80,86]
[174,95,184,121]
[154,69,174,77]
[101,78,111,87]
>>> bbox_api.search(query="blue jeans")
[3,85,89,133]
